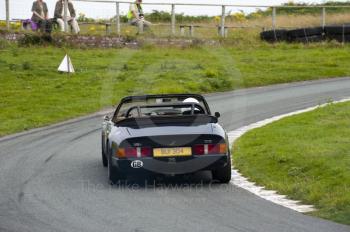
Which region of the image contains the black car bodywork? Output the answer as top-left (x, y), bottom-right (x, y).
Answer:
top-left (101, 94), bottom-right (231, 184)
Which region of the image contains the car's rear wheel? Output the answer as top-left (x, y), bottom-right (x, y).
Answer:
top-left (212, 155), bottom-right (232, 183)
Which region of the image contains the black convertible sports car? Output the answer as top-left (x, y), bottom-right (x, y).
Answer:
top-left (101, 94), bottom-right (231, 184)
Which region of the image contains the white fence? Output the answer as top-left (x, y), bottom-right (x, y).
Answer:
top-left (3, 0), bottom-right (350, 37)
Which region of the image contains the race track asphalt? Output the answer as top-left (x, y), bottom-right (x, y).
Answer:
top-left (0, 77), bottom-right (349, 232)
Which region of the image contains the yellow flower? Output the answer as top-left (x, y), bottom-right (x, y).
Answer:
top-left (10, 21), bottom-right (21, 29)
top-left (214, 16), bottom-right (221, 23)
top-left (250, 12), bottom-right (262, 19)
top-left (231, 12), bottom-right (246, 22)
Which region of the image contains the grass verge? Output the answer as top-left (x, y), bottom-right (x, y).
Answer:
top-left (1, 41), bottom-right (350, 136)
top-left (233, 101), bottom-right (350, 225)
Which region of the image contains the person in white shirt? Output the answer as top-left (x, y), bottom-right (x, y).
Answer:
top-left (54, 0), bottom-right (80, 34)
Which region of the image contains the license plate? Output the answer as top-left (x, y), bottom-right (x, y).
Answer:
top-left (153, 147), bottom-right (192, 157)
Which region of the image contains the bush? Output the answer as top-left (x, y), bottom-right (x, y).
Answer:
top-left (0, 21), bottom-right (6, 28)
top-left (18, 33), bottom-right (53, 47)
top-left (18, 33), bottom-right (43, 46)
top-left (229, 12), bottom-right (246, 23)
top-left (10, 22), bottom-right (21, 30)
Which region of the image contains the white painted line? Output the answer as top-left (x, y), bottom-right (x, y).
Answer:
top-left (228, 97), bottom-right (350, 213)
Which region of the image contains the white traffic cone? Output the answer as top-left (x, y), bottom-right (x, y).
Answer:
top-left (58, 54), bottom-right (75, 73)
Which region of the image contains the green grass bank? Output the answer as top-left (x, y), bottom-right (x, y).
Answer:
top-left (233, 101), bottom-right (350, 225)
top-left (1, 40), bottom-right (350, 136)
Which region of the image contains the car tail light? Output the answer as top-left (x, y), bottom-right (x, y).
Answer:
top-left (140, 147), bottom-right (152, 157)
top-left (116, 148), bottom-right (126, 158)
top-left (125, 147), bottom-right (137, 157)
top-left (193, 144), bottom-right (205, 155)
top-left (193, 143), bottom-right (227, 155)
top-left (116, 147), bottom-right (151, 158)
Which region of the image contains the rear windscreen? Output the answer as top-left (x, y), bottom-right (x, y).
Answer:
top-left (127, 104), bottom-right (205, 118)
top-left (116, 96), bottom-right (208, 120)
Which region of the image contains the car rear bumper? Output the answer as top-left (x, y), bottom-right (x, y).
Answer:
top-left (111, 154), bottom-right (229, 175)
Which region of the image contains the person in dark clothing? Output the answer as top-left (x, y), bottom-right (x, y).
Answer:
top-left (31, 0), bottom-right (50, 32)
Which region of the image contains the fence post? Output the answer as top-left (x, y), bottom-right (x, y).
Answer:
top-left (171, 4), bottom-right (176, 36)
top-left (138, 21), bottom-right (144, 34)
top-left (5, 0), bottom-right (10, 30)
top-left (180, 26), bottom-right (185, 36)
top-left (189, 25), bottom-right (194, 37)
top-left (220, 5), bottom-right (226, 37)
top-left (64, 0), bottom-right (68, 32)
top-left (116, 2), bottom-right (120, 35)
top-left (106, 23), bottom-right (111, 35)
top-left (322, 7), bottom-right (326, 28)
top-left (272, 7), bottom-right (276, 30)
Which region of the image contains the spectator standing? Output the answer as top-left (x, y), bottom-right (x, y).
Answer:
top-left (127, 0), bottom-right (151, 32)
top-left (54, 0), bottom-right (80, 34)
